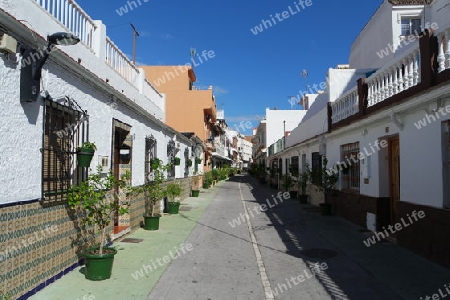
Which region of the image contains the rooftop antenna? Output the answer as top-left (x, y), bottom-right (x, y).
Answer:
top-left (130, 23), bottom-right (139, 65)
top-left (190, 48), bottom-right (197, 67)
top-left (300, 69), bottom-right (308, 109)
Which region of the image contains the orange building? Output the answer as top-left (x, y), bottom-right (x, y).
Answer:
top-left (141, 65), bottom-right (219, 171)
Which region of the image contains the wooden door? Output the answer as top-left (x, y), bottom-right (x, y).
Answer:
top-left (389, 137), bottom-right (400, 224)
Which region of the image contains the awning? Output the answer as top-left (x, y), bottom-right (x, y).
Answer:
top-left (212, 153), bottom-right (232, 161)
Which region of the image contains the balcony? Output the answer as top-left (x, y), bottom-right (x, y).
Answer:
top-left (329, 26), bottom-right (450, 129)
top-left (31, 0), bottom-right (165, 119)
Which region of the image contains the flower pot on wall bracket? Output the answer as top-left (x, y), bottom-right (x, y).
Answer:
top-left (77, 147), bottom-right (95, 167)
top-left (174, 157), bottom-right (181, 166)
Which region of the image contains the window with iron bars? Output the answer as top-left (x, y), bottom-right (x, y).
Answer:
top-left (42, 99), bottom-right (88, 205)
top-left (167, 141), bottom-right (176, 179)
top-left (145, 135), bottom-right (157, 183)
top-left (184, 147), bottom-right (190, 178)
top-left (341, 142), bottom-right (360, 192)
top-left (311, 152), bottom-right (322, 185)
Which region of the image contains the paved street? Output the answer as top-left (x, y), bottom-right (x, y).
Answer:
top-left (148, 174), bottom-right (450, 300)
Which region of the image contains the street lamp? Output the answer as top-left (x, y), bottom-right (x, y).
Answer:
top-left (283, 120), bottom-right (286, 150)
top-left (21, 32), bottom-right (80, 102)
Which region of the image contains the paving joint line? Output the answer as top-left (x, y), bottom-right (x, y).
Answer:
top-left (238, 180), bottom-right (275, 300)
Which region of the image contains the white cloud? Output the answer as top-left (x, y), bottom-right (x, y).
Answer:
top-left (213, 86), bottom-right (228, 96)
top-left (160, 33), bottom-right (173, 40)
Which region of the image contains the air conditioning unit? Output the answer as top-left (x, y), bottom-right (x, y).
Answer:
top-left (0, 34), bottom-right (17, 54)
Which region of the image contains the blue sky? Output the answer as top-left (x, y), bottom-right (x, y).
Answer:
top-left (76, 0), bottom-right (382, 135)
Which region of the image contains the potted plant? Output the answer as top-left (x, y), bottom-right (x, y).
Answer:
top-left (191, 173), bottom-right (200, 197)
top-left (259, 165), bottom-right (267, 185)
top-left (269, 166), bottom-right (278, 189)
top-left (297, 167), bottom-right (310, 204)
top-left (67, 166), bottom-right (130, 280)
top-left (283, 174), bottom-right (296, 198)
top-left (309, 157), bottom-right (339, 216)
top-left (174, 157), bottom-right (181, 166)
top-left (166, 181), bottom-right (182, 214)
top-left (77, 142), bottom-right (96, 167)
top-left (142, 160), bottom-right (168, 230)
top-left (195, 157), bottom-right (202, 165)
top-left (187, 158), bottom-right (193, 167)
top-left (203, 171), bottom-right (212, 189)
top-left (150, 158), bottom-right (161, 170)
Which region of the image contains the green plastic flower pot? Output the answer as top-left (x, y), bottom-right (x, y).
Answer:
top-left (167, 202), bottom-right (180, 214)
top-left (77, 148), bottom-right (95, 167)
top-left (191, 190), bottom-right (200, 197)
top-left (82, 247), bottom-right (117, 281)
top-left (143, 215), bottom-right (160, 230)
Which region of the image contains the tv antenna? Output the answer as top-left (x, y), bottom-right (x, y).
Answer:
top-left (189, 48), bottom-right (197, 69)
top-left (300, 69), bottom-right (309, 109)
top-left (130, 23), bottom-right (139, 65)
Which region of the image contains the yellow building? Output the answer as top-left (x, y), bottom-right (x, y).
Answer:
top-left (141, 65), bottom-right (219, 171)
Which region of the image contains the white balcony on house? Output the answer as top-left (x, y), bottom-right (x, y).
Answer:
top-left (12, 0), bottom-right (166, 120)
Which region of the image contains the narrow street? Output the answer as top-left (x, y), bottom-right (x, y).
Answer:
top-left (148, 174), bottom-right (450, 300)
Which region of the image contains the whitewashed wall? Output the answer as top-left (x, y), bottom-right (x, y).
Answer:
top-left (0, 0), bottom-right (165, 120)
top-left (350, 1), bottom-right (425, 69)
top-left (350, 0), bottom-right (394, 69)
top-left (431, 0), bottom-right (450, 36)
top-left (0, 1), bottom-right (192, 204)
top-left (0, 55), bottom-right (191, 204)
top-left (265, 108), bottom-right (306, 148)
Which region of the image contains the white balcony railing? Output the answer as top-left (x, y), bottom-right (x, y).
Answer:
top-left (437, 30), bottom-right (450, 73)
top-left (367, 46), bottom-right (421, 108)
top-left (105, 37), bottom-right (140, 87)
top-left (35, 0), bottom-right (96, 49)
top-left (33, 0), bottom-right (165, 119)
top-left (331, 86), bottom-right (359, 124)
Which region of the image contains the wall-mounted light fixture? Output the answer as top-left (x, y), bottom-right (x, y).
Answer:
top-left (20, 32), bottom-right (80, 102)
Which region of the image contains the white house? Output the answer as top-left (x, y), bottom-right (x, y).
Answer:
top-left (0, 0), bottom-right (197, 298)
top-left (272, 0), bottom-right (450, 269)
top-left (239, 136), bottom-right (253, 169)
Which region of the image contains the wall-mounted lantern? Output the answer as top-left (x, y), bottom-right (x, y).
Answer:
top-left (20, 32), bottom-right (80, 102)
